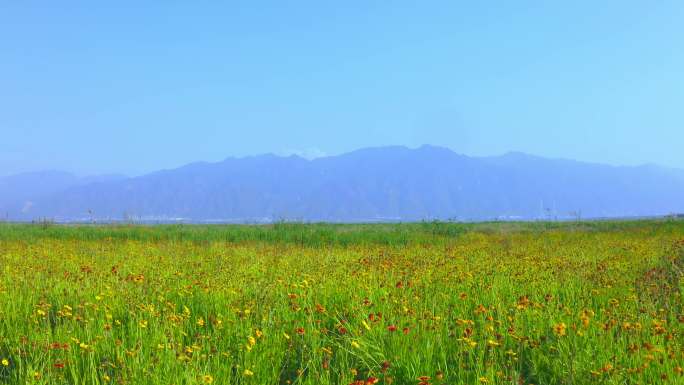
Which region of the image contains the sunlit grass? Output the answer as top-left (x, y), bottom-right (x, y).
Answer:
top-left (0, 221), bottom-right (682, 384)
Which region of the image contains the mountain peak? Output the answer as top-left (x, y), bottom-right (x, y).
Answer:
top-left (2, 146), bottom-right (683, 222)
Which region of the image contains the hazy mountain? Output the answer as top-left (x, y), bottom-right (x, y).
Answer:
top-left (2, 146), bottom-right (683, 222)
top-left (0, 171), bottom-right (79, 205)
top-left (0, 172), bottom-right (126, 219)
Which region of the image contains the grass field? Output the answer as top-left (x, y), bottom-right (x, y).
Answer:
top-left (0, 220), bottom-right (682, 384)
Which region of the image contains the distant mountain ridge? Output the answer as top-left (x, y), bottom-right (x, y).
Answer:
top-left (2, 146), bottom-right (683, 222)
top-left (0, 171), bottom-right (126, 220)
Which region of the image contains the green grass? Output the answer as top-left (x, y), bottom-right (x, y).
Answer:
top-left (0, 220), bottom-right (682, 384)
top-left (0, 218), bottom-right (681, 244)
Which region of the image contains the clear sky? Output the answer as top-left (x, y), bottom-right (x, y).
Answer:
top-left (1, 1), bottom-right (683, 176)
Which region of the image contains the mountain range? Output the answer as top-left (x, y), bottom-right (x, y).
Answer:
top-left (2, 145), bottom-right (683, 222)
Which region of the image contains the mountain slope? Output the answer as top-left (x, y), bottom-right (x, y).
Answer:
top-left (0, 172), bottom-right (126, 219)
top-left (3, 146), bottom-right (684, 222)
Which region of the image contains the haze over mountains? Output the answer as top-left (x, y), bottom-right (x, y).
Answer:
top-left (2, 145), bottom-right (683, 223)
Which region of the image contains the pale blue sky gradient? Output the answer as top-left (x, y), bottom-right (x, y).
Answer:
top-left (1, 1), bottom-right (683, 176)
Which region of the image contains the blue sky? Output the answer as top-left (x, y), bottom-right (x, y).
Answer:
top-left (1, 1), bottom-right (683, 176)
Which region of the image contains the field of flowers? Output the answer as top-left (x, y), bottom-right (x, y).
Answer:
top-left (0, 221), bottom-right (682, 384)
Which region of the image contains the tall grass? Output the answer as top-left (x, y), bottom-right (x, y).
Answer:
top-left (0, 219), bottom-right (681, 244)
top-left (0, 220), bottom-right (682, 384)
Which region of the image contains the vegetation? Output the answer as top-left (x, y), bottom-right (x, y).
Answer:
top-left (0, 220), bottom-right (682, 384)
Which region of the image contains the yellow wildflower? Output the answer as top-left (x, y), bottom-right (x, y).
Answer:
top-left (362, 320), bottom-right (371, 331)
top-left (553, 322), bottom-right (567, 336)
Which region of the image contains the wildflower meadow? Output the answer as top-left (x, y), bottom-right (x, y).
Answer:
top-left (0, 221), bottom-right (682, 384)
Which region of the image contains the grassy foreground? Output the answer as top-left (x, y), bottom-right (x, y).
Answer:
top-left (0, 221), bottom-right (682, 384)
